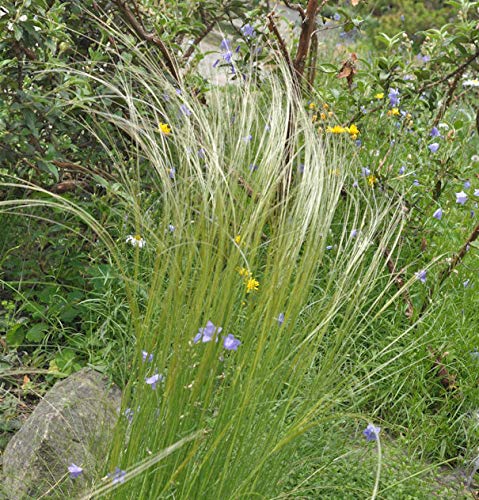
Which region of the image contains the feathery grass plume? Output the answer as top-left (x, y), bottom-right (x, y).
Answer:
top-left (0, 17), bottom-right (410, 498)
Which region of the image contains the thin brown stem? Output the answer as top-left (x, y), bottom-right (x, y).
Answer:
top-left (112, 0), bottom-right (179, 81)
top-left (183, 19), bottom-right (217, 61)
top-left (293, 0), bottom-right (321, 81)
top-left (266, 11), bottom-right (296, 83)
top-left (283, 0), bottom-right (305, 19)
top-left (419, 46), bottom-right (479, 92)
top-left (383, 247), bottom-right (414, 319)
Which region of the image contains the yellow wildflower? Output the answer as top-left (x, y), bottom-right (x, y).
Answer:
top-left (159, 122), bottom-right (171, 135)
top-left (367, 174), bottom-right (378, 187)
top-left (237, 267), bottom-right (251, 278)
top-left (246, 277), bottom-right (259, 293)
top-left (328, 111), bottom-right (334, 117)
top-left (348, 124), bottom-right (359, 136)
top-left (387, 108), bottom-right (400, 116)
top-left (326, 125), bottom-right (347, 134)
top-left (312, 114), bottom-right (318, 123)
top-left (323, 103), bottom-right (329, 110)
top-left (234, 235), bottom-right (241, 244)
top-left (309, 102), bottom-right (316, 110)
top-left (320, 112), bottom-right (327, 120)
top-left (374, 92), bottom-right (384, 99)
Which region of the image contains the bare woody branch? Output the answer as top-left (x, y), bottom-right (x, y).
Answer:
top-left (183, 19), bottom-right (217, 61)
top-left (293, 0), bottom-right (321, 80)
top-left (112, 0), bottom-right (179, 81)
top-left (266, 12), bottom-right (297, 83)
top-left (438, 221), bottom-right (479, 286)
top-left (420, 221), bottom-right (479, 315)
top-left (283, 0), bottom-right (305, 19)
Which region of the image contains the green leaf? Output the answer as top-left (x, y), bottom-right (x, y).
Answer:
top-left (6, 324), bottom-right (25, 346)
top-left (26, 322), bottom-right (48, 342)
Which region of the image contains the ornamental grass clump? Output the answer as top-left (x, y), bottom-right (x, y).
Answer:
top-left (0, 38), bottom-right (409, 498)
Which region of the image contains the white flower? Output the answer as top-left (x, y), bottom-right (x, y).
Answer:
top-left (19, 14), bottom-right (28, 22)
top-left (0, 7), bottom-right (8, 18)
top-left (126, 234), bottom-right (146, 248)
top-left (463, 79), bottom-right (479, 88)
top-left (7, 22), bottom-right (14, 31)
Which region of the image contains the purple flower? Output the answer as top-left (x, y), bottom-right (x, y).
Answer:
top-left (298, 163), bottom-right (305, 174)
top-left (399, 165), bottom-right (406, 175)
top-left (474, 189), bottom-right (479, 197)
top-left (249, 164), bottom-right (258, 172)
top-left (456, 191), bottom-right (468, 205)
top-left (243, 134), bottom-right (253, 142)
top-left (110, 467), bottom-right (126, 485)
top-left (413, 179), bottom-right (420, 186)
top-left (195, 321), bottom-right (222, 344)
top-left (361, 167), bottom-right (371, 177)
top-left (463, 279), bottom-right (470, 288)
top-left (428, 143), bottom-right (439, 153)
top-left (223, 334), bottom-right (241, 351)
top-left (277, 312), bottom-right (285, 326)
top-left (168, 224), bottom-right (175, 233)
top-left (220, 39), bottom-right (230, 51)
top-left (326, 245), bottom-right (333, 250)
top-left (363, 423), bottom-right (381, 441)
top-left (223, 50), bottom-right (233, 63)
top-left (68, 463), bottom-right (83, 479)
top-left (355, 139), bottom-right (362, 147)
top-left (433, 208), bottom-right (443, 220)
top-left (352, 180), bottom-right (359, 188)
top-left (388, 88), bottom-right (400, 107)
top-left (212, 59), bottom-right (220, 68)
top-left (169, 167), bottom-right (175, 179)
top-left (464, 180), bottom-right (471, 189)
top-left (350, 229), bottom-right (358, 238)
top-left (198, 148), bottom-right (205, 159)
top-left (416, 270), bottom-right (427, 284)
top-left (180, 104), bottom-right (192, 116)
top-left (241, 23), bottom-right (255, 38)
top-left (124, 408), bottom-right (134, 422)
top-left (430, 126), bottom-right (441, 137)
top-left (175, 89), bottom-right (182, 95)
top-left (142, 350), bottom-right (153, 362)
top-left (145, 373), bottom-right (163, 389)
top-left (333, 12), bottom-right (341, 21)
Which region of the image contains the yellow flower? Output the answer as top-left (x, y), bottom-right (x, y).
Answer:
top-left (330, 168), bottom-right (340, 176)
top-left (326, 125), bottom-right (347, 134)
top-left (367, 174), bottom-right (378, 187)
top-left (159, 122), bottom-right (171, 135)
top-left (387, 108), bottom-right (400, 116)
top-left (237, 267), bottom-right (251, 278)
top-left (309, 102), bottom-right (316, 110)
top-left (320, 112), bottom-right (327, 120)
top-left (323, 103), bottom-right (329, 110)
top-left (246, 277), bottom-right (259, 293)
top-left (234, 235), bottom-right (241, 244)
top-left (374, 92), bottom-right (384, 99)
top-left (348, 124), bottom-right (359, 136)
top-left (312, 114), bottom-right (318, 123)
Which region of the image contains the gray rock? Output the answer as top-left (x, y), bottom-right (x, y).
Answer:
top-left (2, 368), bottom-right (121, 499)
